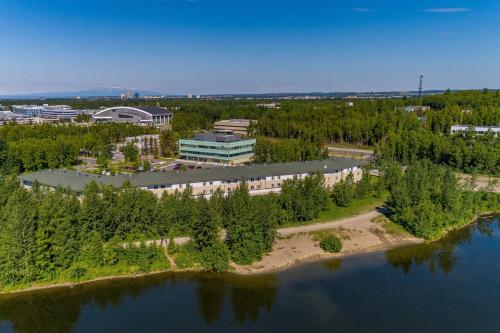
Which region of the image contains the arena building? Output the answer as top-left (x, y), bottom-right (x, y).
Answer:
top-left (92, 106), bottom-right (172, 127)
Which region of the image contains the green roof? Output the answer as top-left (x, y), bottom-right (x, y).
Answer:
top-left (19, 158), bottom-right (366, 193)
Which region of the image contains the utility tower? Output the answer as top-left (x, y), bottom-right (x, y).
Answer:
top-left (418, 74), bottom-right (424, 98)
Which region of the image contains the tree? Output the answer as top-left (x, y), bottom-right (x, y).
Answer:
top-left (121, 142), bottom-right (139, 162)
top-left (224, 183), bottom-right (262, 265)
top-left (355, 169), bottom-right (372, 198)
top-left (0, 188), bottom-right (38, 284)
top-left (332, 173), bottom-right (355, 207)
top-left (81, 231), bottom-right (103, 267)
top-left (193, 197), bottom-right (219, 250)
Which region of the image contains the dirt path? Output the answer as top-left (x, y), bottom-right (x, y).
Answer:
top-left (459, 174), bottom-right (500, 193)
top-left (278, 210), bottom-right (383, 237)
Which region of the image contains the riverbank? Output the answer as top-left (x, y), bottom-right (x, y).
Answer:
top-left (232, 210), bottom-right (422, 274)
top-left (1, 209), bottom-right (423, 295)
top-left (4, 209), bottom-right (497, 295)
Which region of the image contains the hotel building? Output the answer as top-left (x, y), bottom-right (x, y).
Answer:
top-left (20, 159), bottom-right (365, 197)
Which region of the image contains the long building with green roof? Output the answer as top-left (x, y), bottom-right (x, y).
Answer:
top-left (19, 158), bottom-right (366, 197)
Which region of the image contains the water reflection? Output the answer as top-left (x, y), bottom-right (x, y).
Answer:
top-left (0, 215), bottom-right (498, 333)
top-left (0, 272), bottom-right (278, 332)
top-left (321, 258), bottom-right (343, 271)
top-left (0, 274), bottom-right (169, 333)
top-left (385, 216), bottom-right (497, 275)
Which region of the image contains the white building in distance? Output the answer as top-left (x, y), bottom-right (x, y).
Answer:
top-left (450, 125), bottom-right (500, 136)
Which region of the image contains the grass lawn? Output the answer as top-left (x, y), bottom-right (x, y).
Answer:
top-left (371, 215), bottom-right (411, 236)
top-left (313, 192), bottom-right (388, 223)
top-left (279, 192), bottom-right (388, 228)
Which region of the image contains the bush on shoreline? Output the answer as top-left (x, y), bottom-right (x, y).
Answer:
top-left (319, 234), bottom-right (343, 253)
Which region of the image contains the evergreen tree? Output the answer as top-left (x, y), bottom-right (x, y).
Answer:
top-left (0, 188), bottom-right (38, 284)
top-left (193, 197), bottom-right (219, 250)
top-left (81, 230), bottom-right (104, 267)
top-left (355, 169), bottom-right (372, 198)
top-left (332, 173), bottom-right (355, 207)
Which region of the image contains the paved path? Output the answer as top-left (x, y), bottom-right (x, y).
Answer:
top-left (278, 210), bottom-right (382, 237)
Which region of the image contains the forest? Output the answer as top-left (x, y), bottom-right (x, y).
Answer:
top-left (384, 160), bottom-right (499, 240)
top-left (1, 90), bottom-right (498, 174)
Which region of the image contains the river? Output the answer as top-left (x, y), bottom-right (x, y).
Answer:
top-left (0, 215), bottom-right (499, 333)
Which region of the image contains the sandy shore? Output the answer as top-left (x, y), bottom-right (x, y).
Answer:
top-left (232, 210), bottom-right (422, 274)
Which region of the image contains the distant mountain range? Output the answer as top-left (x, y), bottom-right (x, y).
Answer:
top-left (0, 87), bottom-right (166, 99)
top-left (2, 88), bottom-right (486, 100)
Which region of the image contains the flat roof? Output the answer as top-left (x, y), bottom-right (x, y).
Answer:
top-left (19, 158), bottom-right (366, 192)
top-left (451, 125), bottom-right (500, 132)
top-left (191, 132), bottom-right (248, 143)
top-left (214, 119), bottom-right (252, 126)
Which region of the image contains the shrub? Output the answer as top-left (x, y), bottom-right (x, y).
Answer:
top-left (174, 241), bottom-right (201, 269)
top-left (319, 234), bottom-right (343, 253)
top-left (201, 242), bottom-right (230, 273)
top-left (70, 266), bottom-right (87, 279)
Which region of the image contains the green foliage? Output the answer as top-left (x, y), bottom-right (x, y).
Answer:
top-left (386, 160), bottom-right (499, 240)
top-left (167, 233), bottom-right (177, 255)
top-left (69, 266), bottom-right (87, 279)
top-left (280, 173), bottom-right (329, 222)
top-left (0, 123), bottom-right (156, 175)
top-left (159, 130), bottom-right (179, 157)
top-left (224, 183), bottom-right (279, 265)
top-left (355, 169), bottom-right (372, 198)
top-left (332, 173), bottom-right (355, 207)
top-left (254, 137), bottom-right (327, 163)
top-left (0, 188), bottom-right (38, 285)
top-left (200, 241), bottom-right (231, 273)
top-left (120, 142), bottom-right (139, 162)
top-left (81, 231), bottom-right (104, 267)
top-left (319, 234), bottom-right (343, 253)
top-left (193, 197), bottom-right (219, 250)
top-left (174, 241), bottom-right (202, 269)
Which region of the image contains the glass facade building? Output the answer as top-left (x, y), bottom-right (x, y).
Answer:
top-left (179, 132), bottom-right (255, 165)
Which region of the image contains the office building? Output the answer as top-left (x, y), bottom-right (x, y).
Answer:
top-left (179, 132), bottom-right (256, 165)
top-left (213, 119), bottom-right (254, 136)
top-left (12, 104), bottom-right (92, 120)
top-left (12, 105), bottom-right (44, 117)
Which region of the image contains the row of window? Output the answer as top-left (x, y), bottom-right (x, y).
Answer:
top-left (143, 175), bottom-right (298, 190)
top-left (180, 150), bottom-right (254, 158)
top-left (179, 143), bottom-right (254, 151)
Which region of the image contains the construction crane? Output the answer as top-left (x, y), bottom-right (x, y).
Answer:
top-left (418, 74), bottom-right (424, 98)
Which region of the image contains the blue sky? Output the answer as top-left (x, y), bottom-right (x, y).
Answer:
top-left (0, 0), bottom-right (499, 94)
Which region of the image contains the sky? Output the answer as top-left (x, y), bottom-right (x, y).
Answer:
top-left (0, 0), bottom-right (499, 95)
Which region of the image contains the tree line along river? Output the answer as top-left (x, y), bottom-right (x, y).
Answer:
top-left (0, 214), bottom-right (499, 333)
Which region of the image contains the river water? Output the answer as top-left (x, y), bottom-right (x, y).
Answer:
top-left (0, 215), bottom-right (499, 333)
